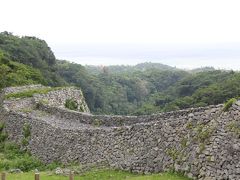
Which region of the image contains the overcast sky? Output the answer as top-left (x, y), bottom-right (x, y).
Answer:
top-left (1, 0), bottom-right (240, 69)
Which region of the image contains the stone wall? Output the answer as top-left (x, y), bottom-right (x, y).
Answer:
top-left (3, 85), bottom-right (90, 113)
top-left (37, 103), bottom-right (222, 127)
top-left (1, 85), bottom-right (240, 180)
top-left (34, 87), bottom-right (90, 113)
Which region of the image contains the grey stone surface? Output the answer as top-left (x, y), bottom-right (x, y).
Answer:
top-left (0, 85), bottom-right (240, 180)
top-left (3, 84), bottom-right (46, 95)
top-left (34, 87), bottom-right (90, 113)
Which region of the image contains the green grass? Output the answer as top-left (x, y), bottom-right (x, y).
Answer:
top-left (223, 98), bottom-right (237, 112)
top-left (4, 87), bottom-right (64, 99)
top-left (3, 170), bottom-right (191, 180)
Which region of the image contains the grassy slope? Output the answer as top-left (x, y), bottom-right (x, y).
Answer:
top-left (5, 170), bottom-right (191, 180)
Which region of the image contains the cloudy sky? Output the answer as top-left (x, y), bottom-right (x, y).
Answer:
top-left (1, 0), bottom-right (240, 69)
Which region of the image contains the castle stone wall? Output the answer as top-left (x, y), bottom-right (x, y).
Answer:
top-left (34, 87), bottom-right (90, 113)
top-left (1, 85), bottom-right (240, 180)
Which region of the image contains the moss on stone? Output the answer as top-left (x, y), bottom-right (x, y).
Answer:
top-left (166, 147), bottom-right (181, 161)
top-left (194, 124), bottom-right (215, 143)
top-left (4, 87), bottom-right (64, 99)
top-left (65, 98), bottom-right (78, 111)
top-left (180, 137), bottom-right (188, 148)
top-left (21, 123), bottom-right (31, 149)
top-left (93, 119), bottom-right (102, 127)
top-left (20, 107), bottom-right (33, 113)
top-left (226, 121), bottom-right (240, 135)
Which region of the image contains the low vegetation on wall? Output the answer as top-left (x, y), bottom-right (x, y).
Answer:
top-left (4, 87), bottom-right (63, 99)
top-left (223, 98), bottom-right (237, 112)
top-left (0, 122), bottom-right (43, 171)
top-left (0, 121), bottom-right (191, 180)
top-left (65, 98), bottom-right (78, 111)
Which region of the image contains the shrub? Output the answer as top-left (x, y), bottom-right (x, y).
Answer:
top-left (0, 122), bottom-right (7, 143)
top-left (0, 122), bottom-right (5, 132)
top-left (223, 98), bottom-right (237, 112)
top-left (93, 119), bottom-right (102, 127)
top-left (0, 132), bottom-right (8, 143)
top-left (0, 122), bottom-right (62, 172)
top-left (23, 123), bottom-right (31, 138)
top-left (65, 98), bottom-right (78, 110)
top-left (21, 123), bottom-right (31, 149)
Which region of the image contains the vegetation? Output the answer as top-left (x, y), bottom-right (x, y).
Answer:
top-left (21, 123), bottom-right (31, 148)
top-left (0, 123), bottom-right (7, 143)
top-left (4, 170), bottom-right (191, 180)
top-left (58, 60), bottom-right (240, 115)
top-left (0, 122), bottom-right (61, 172)
top-left (0, 51), bottom-right (46, 89)
top-left (223, 98), bottom-right (237, 112)
top-left (2, 31), bottom-right (236, 180)
top-left (0, 123), bottom-right (190, 179)
top-left (0, 128), bottom-right (41, 171)
top-left (1, 31), bottom-right (240, 116)
top-left (65, 98), bottom-right (78, 111)
top-left (226, 121), bottom-right (240, 135)
top-left (0, 32), bottom-right (66, 86)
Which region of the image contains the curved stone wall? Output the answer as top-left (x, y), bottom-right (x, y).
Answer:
top-left (1, 85), bottom-right (240, 180)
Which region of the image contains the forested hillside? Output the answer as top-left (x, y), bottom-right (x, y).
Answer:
top-left (1, 32), bottom-right (240, 115)
top-left (85, 62), bottom-right (177, 75)
top-left (0, 51), bottom-right (45, 89)
top-left (58, 61), bottom-right (240, 115)
top-left (0, 32), bottom-right (65, 86)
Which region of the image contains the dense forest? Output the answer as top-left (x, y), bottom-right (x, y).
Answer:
top-left (1, 32), bottom-right (240, 115)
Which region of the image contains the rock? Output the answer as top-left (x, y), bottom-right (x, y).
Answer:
top-left (210, 156), bottom-right (215, 162)
top-left (55, 167), bottom-right (63, 175)
top-left (9, 169), bottom-right (23, 173)
top-left (235, 100), bottom-right (240, 106)
top-left (188, 113), bottom-right (194, 117)
top-left (55, 167), bottom-right (72, 176)
top-left (232, 143), bottom-right (240, 151)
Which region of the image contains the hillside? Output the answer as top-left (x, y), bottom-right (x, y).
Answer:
top-left (59, 60), bottom-right (240, 115)
top-left (0, 32), bottom-right (66, 86)
top-left (0, 51), bottom-right (46, 89)
top-left (1, 32), bottom-right (240, 115)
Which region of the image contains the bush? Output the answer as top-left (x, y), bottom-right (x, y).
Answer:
top-left (65, 98), bottom-right (78, 110)
top-left (0, 132), bottom-right (8, 143)
top-left (223, 98), bottom-right (237, 112)
top-left (0, 122), bottom-right (5, 132)
top-left (0, 122), bottom-right (7, 143)
top-left (0, 118), bottom-right (61, 172)
top-left (23, 123), bottom-right (31, 138)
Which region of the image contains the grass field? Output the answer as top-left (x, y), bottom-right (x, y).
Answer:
top-left (3, 170), bottom-right (191, 180)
